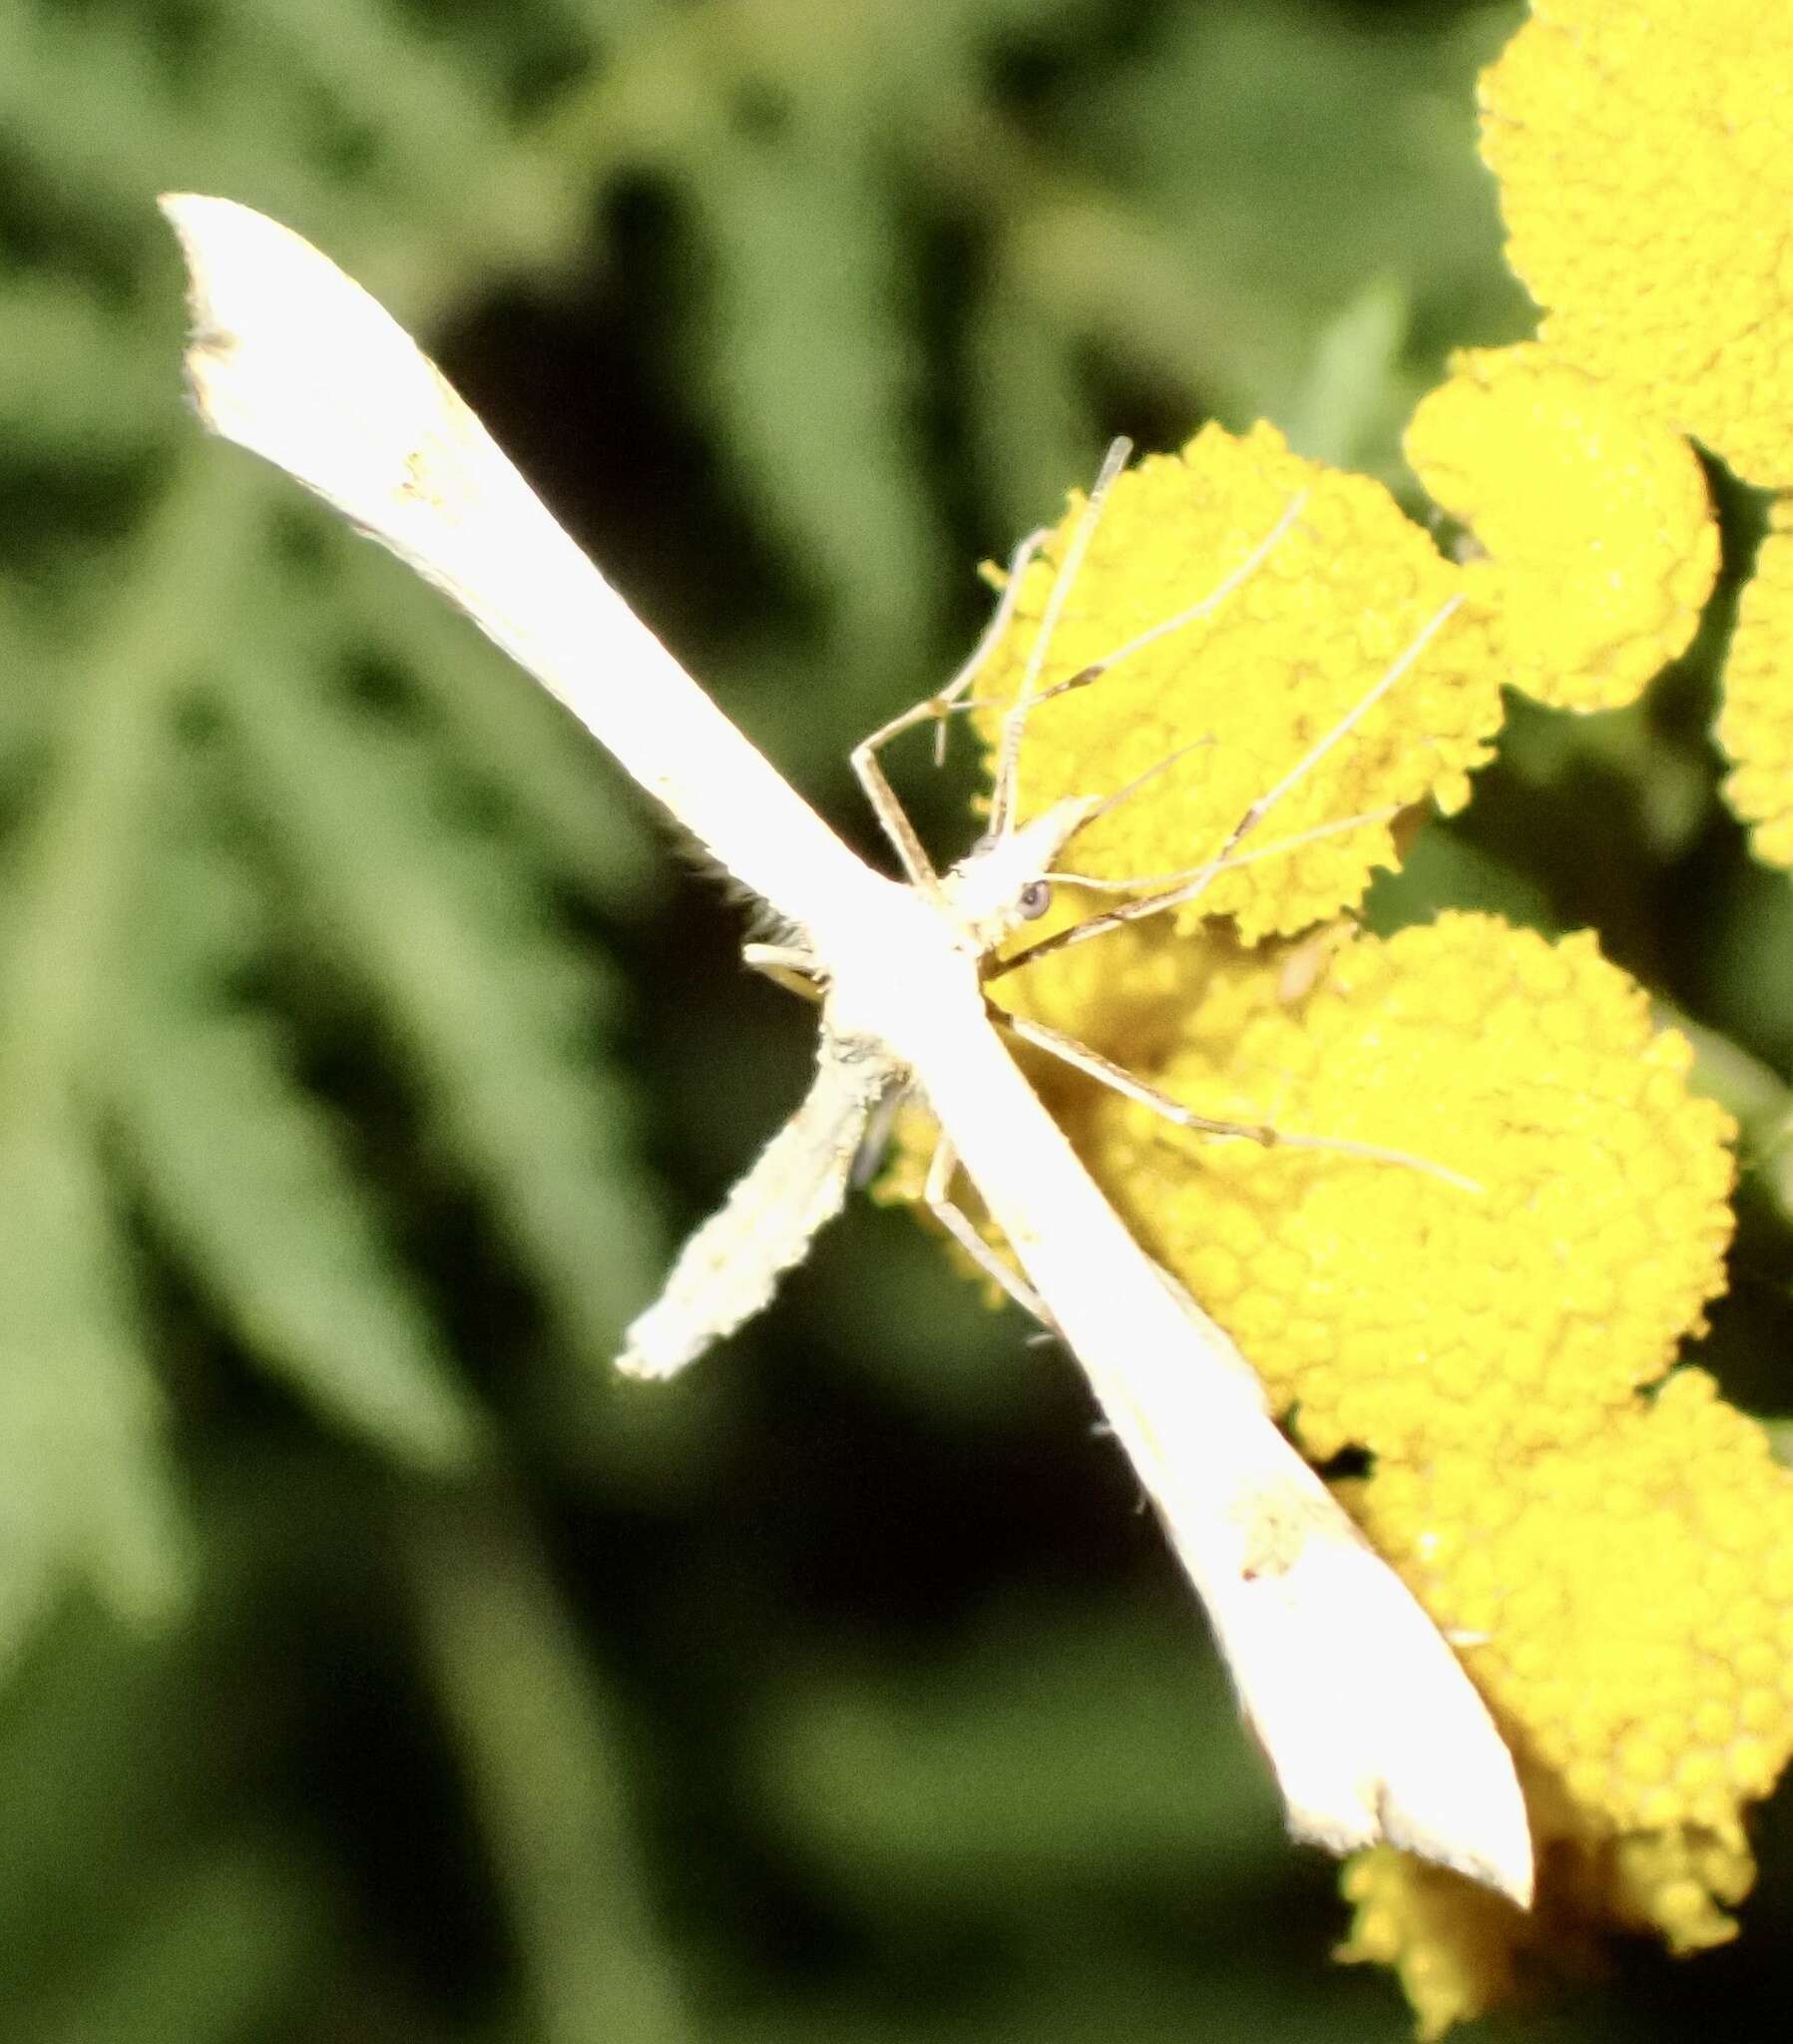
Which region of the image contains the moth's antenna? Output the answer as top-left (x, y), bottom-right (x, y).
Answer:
top-left (932, 523), bottom-right (1054, 767)
top-left (985, 437), bottom-right (1131, 844)
top-left (848, 522), bottom-right (1055, 890)
top-left (1074, 737), bottom-right (1215, 834)
top-left (1001, 592), bottom-right (1465, 977)
top-left (1025, 489), bottom-right (1310, 725)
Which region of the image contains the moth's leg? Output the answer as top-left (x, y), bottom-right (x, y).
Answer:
top-left (1000, 1011), bottom-right (1273, 1144)
top-left (850, 521), bottom-right (1053, 887)
top-left (858, 438), bottom-right (1293, 876)
top-left (927, 521), bottom-right (1055, 764)
top-left (922, 1132), bottom-right (1060, 1331)
top-left (618, 1035), bottom-right (889, 1380)
top-left (998, 1008), bottom-right (1480, 1193)
top-left (1041, 804), bottom-right (1402, 897)
top-left (997, 592), bottom-right (1464, 976)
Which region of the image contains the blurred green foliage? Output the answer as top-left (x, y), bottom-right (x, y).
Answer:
top-left (1, 0), bottom-right (1790, 2038)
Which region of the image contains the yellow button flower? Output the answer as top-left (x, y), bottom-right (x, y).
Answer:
top-left (969, 422), bottom-right (1500, 943)
top-left (1341, 1370), bottom-right (1793, 2031)
top-left (1480, 0), bottom-right (1793, 488)
top-left (1406, 345), bottom-right (1719, 712)
top-left (899, 375), bottom-right (1757, 2029)
top-left (1021, 914), bottom-right (1734, 1466)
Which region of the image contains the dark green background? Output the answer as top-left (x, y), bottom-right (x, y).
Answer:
top-left (2, 1), bottom-right (1790, 2038)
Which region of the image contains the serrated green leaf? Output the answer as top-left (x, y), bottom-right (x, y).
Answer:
top-left (1078, 0), bottom-right (1532, 448)
top-left (121, 1008), bottom-right (486, 1472)
top-left (0, 1130), bottom-right (188, 1671)
top-left (219, 555), bottom-right (666, 1367)
top-left (683, 140), bottom-right (942, 706)
top-left (404, 1496), bottom-right (694, 2044)
top-left (111, 789), bottom-right (486, 1473)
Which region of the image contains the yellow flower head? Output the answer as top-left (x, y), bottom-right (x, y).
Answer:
top-left (969, 422), bottom-right (1501, 942)
top-left (1342, 1369), bottom-right (1793, 2029)
top-left (1406, 344), bottom-right (1719, 712)
top-left (1361, 1369), bottom-right (1793, 1847)
top-left (1480, 0), bottom-right (1793, 488)
top-left (900, 400), bottom-right (1757, 2030)
top-left (1030, 914), bottom-right (1735, 1466)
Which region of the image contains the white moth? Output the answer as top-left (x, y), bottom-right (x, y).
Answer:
top-left (158, 194), bottom-right (1534, 1906)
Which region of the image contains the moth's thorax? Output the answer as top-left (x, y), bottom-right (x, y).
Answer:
top-left (939, 795), bottom-right (1100, 953)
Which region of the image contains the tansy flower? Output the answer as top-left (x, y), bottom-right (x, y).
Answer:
top-left (969, 414), bottom-right (1715, 948)
top-left (1476, 1), bottom-right (1793, 863)
top-left (966, 420), bottom-right (1499, 944)
top-left (1056, 916), bottom-right (1734, 1469)
top-left (885, 404), bottom-right (1785, 2031)
top-left (1405, 345), bottom-right (1719, 715)
top-left (1341, 1367), bottom-right (1793, 2036)
top-left (1479, 0), bottom-right (1793, 492)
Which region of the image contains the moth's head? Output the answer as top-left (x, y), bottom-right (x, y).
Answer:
top-left (942, 794), bottom-right (1101, 951)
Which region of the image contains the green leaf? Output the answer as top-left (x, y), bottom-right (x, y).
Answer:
top-left (404, 1494), bottom-right (694, 2044)
top-left (0, 1130), bottom-right (188, 1671)
top-left (220, 548), bottom-right (668, 1371)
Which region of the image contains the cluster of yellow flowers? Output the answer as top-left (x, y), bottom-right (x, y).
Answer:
top-left (896, 2), bottom-right (1793, 2031)
top-left (1481, 0), bottom-right (1793, 861)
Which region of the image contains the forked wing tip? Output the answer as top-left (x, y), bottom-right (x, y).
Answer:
top-left (1381, 1787), bottom-right (1535, 1910)
top-left (1283, 1777), bottom-right (1533, 1910)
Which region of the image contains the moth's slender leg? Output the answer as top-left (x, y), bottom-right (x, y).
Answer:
top-left (880, 459), bottom-right (1302, 878)
top-left (989, 482), bottom-right (1311, 844)
top-left (1042, 804), bottom-right (1404, 896)
top-left (923, 1132), bottom-right (1059, 1330)
top-left (850, 523), bottom-right (1053, 888)
top-left (849, 1078), bottom-right (912, 1191)
top-left (998, 592), bottom-right (1465, 977)
top-left (1153, 589), bottom-right (1463, 900)
top-left (998, 1009), bottom-right (1481, 1193)
top-left (1002, 1012), bottom-right (1274, 1144)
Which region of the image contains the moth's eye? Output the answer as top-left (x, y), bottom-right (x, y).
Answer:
top-left (1017, 879), bottom-right (1053, 921)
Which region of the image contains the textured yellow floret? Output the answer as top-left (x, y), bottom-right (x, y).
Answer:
top-left (900, 382), bottom-right (1763, 2024)
top-left (1340, 1370), bottom-right (1793, 2030)
top-left (1406, 345), bottom-right (1719, 711)
top-left (1480, 0), bottom-right (1793, 487)
top-left (1715, 504), bottom-right (1793, 865)
top-left (969, 422), bottom-right (1500, 942)
top-left (1337, 1821), bottom-right (1755, 2038)
top-left (1337, 1847), bottom-right (1531, 2041)
top-left (1040, 913), bottom-right (1734, 1464)
top-left (1358, 1370), bottom-right (1793, 1847)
